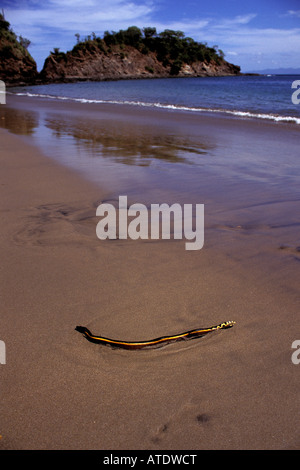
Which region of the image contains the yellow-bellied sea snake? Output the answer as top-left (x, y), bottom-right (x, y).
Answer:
top-left (75, 321), bottom-right (235, 350)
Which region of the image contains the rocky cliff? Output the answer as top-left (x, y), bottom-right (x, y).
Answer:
top-left (0, 13), bottom-right (38, 85)
top-left (40, 44), bottom-right (240, 83)
top-left (40, 28), bottom-right (240, 83)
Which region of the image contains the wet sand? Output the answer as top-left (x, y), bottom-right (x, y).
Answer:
top-left (0, 94), bottom-right (300, 450)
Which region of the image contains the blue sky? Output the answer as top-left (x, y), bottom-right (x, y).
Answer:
top-left (2, 0), bottom-right (300, 71)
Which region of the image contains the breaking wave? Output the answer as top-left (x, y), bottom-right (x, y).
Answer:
top-left (9, 90), bottom-right (300, 125)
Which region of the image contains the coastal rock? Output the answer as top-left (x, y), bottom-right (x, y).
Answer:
top-left (0, 52), bottom-right (38, 86)
top-left (40, 43), bottom-right (240, 83)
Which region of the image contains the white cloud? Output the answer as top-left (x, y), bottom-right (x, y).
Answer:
top-left (287, 10), bottom-right (300, 18)
top-left (151, 14), bottom-right (256, 38)
top-left (212, 13), bottom-right (257, 28)
top-left (213, 27), bottom-right (300, 55)
top-left (6, 1), bottom-right (153, 32)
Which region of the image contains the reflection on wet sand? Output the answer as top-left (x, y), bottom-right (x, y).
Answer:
top-left (0, 104), bottom-right (216, 167)
top-left (44, 113), bottom-right (214, 166)
top-left (0, 106), bottom-right (39, 136)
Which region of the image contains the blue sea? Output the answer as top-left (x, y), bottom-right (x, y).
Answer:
top-left (10, 74), bottom-right (300, 124)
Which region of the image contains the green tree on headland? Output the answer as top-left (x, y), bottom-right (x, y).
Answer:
top-left (143, 27), bottom-right (156, 38)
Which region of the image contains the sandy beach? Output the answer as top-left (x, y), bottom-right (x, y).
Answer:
top-left (0, 94), bottom-right (299, 450)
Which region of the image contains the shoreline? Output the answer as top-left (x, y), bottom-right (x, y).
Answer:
top-left (1, 96), bottom-right (300, 450)
top-left (7, 87), bottom-right (300, 126)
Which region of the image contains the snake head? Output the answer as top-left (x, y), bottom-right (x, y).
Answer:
top-left (75, 326), bottom-right (92, 337)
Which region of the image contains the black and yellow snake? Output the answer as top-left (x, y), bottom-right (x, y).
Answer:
top-left (75, 320), bottom-right (235, 350)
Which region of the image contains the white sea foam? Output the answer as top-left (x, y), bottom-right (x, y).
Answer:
top-left (9, 91), bottom-right (300, 125)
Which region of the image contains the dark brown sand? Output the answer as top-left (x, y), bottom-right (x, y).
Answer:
top-left (0, 95), bottom-right (299, 450)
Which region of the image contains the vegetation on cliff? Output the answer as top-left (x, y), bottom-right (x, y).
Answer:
top-left (0, 12), bottom-right (37, 84)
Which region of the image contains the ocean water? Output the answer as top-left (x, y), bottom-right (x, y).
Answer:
top-left (10, 75), bottom-right (300, 124)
